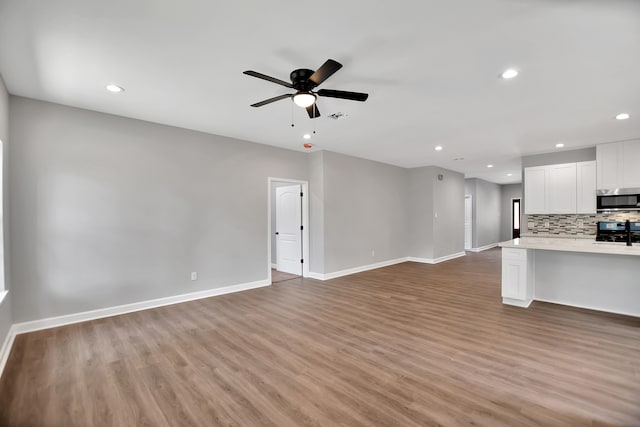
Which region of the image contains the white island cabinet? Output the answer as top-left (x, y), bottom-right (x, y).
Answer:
top-left (501, 248), bottom-right (533, 307)
top-left (499, 238), bottom-right (640, 317)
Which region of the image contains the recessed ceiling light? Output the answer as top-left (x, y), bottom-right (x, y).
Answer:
top-left (555, 143), bottom-right (565, 148)
top-left (487, 164), bottom-right (494, 168)
top-left (615, 113), bottom-right (630, 120)
top-left (500, 69), bottom-right (518, 79)
top-left (435, 146), bottom-right (443, 151)
top-left (507, 173), bottom-right (513, 177)
top-left (303, 134), bottom-right (311, 140)
top-left (105, 84), bottom-right (124, 93)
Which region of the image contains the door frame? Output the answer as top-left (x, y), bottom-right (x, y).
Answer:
top-left (267, 177), bottom-right (309, 283)
top-left (511, 198), bottom-right (521, 239)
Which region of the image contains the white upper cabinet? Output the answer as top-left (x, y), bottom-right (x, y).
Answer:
top-left (597, 140), bottom-right (640, 190)
top-left (576, 161), bottom-right (597, 213)
top-left (524, 166), bottom-right (547, 214)
top-left (548, 163), bottom-right (577, 214)
top-left (525, 161), bottom-right (596, 215)
top-left (622, 140), bottom-right (640, 189)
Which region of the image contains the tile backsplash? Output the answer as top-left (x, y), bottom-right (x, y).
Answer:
top-left (526, 211), bottom-right (640, 235)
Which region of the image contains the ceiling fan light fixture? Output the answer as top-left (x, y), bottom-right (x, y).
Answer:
top-left (293, 92), bottom-right (316, 108)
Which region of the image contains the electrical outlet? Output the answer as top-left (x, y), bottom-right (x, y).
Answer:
top-left (544, 221), bottom-right (550, 228)
top-left (577, 219), bottom-right (584, 228)
top-left (190, 272), bottom-right (197, 281)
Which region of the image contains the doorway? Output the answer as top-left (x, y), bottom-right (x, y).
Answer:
top-left (512, 198), bottom-right (521, 239)
top-left (464, 195), bottom-right (472, 250)
top-left (268, 178), bottom-right (309, 283)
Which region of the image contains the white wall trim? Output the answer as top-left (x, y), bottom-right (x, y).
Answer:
top-left (0, 290), bottom-right (8, 306)
top-left (271, 263), bottom-right (277, 269)
top-left (468, 243), bottom-right (499, 252)
top-left (533, 298), bottom-right (639, 318)
top-left (502, 297), bottom-right (533, 308)
top-left (308, 257), bottom-right (409, 281)
top-left (0, 325), bottom-right (17, 379)
top-left (408, 251), bottom-right (466, 264)
top-left (12, 279), bottom-right (270, 335)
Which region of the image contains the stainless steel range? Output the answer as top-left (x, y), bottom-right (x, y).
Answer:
top-left (596, 220), bottom-right (640, 245)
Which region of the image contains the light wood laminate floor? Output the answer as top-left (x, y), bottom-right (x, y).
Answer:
top-left (1, 249), bottom-right (639, 426)
top-left (271, 268), bottom-right (300, 283)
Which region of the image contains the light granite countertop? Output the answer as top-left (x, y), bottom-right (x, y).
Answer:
top-left (520, 232), bottom-right (595, 240)
top-left (499, 237), bottom-right (640, 257)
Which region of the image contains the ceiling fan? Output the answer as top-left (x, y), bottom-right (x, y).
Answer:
top-left (243, 59), bottom-right (369, 119)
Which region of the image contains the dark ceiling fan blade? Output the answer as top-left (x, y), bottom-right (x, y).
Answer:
top-left (306, 103), bottom-right (320, 119)
top-left (308, 59), bottom-right (343, 88)
top-left (243, 70), bottom-right (293, 88)
top-left (317, 89), bottom-right (369, 102)
top-left (250, 94), bottom-right (292, 107)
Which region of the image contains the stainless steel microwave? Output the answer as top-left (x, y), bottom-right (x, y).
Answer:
top-left (596, 188), bottom-right (640, 212)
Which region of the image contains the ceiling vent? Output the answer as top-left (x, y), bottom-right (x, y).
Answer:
top-left (328, 112), bottom-right (348, 120)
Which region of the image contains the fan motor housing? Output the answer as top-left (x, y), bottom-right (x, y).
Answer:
top-left (290, 69), bottom-right (314, 90)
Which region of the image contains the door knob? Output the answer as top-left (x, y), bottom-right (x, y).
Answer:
top-left (275, 232), bottom-right (279, 235)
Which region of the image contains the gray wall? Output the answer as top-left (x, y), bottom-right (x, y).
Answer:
top-left (9, 97), bottom-right (309, 322)
top-left (432, 167), bottom-right (465, 258)
top-left (0, 75), bottom-right (12, 343)
top-left (322, 151), bottom-right (409, 273)
top-left (521, 147), bottom-right (596, 168)
top-left (307, 151), bottom-right (325, 274)
top-left (408, 167), bottom-right (434, 259)
top-left (465, 178), bottom-right (502, 248)
top-left (410, 166), bottom-right (465, 259)
top-left (521, 147), bottom-right (596, 232)
top-left (500, 184), bottom-right (522, 241)
top-left (6, 95), bottom-right (472, 323)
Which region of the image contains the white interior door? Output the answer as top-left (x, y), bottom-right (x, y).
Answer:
top-left (275, 184), bottom-right (302, 275)
top-left (464, 196), bottom-right (472, 250)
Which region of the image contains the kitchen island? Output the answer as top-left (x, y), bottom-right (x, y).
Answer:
top-left (498, 237), bottom-right (640, 317)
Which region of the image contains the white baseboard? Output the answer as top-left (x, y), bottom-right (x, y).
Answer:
top-left (11, 279), bottom-right (271, 335)
top-left (271, 263), bottom-right (277, 269)
top-left (469, 243), bottom-right (499, 252)
top-left (0, 325), bottom-right (17, 379)
top-left (408, 251), bottom-right (466, 264)
top-left (502, 297), bottom-right (533, 308)
top-left (533, 298), bottom-right (640, 318)
top-left (308, 257), bottom-right (409, 281)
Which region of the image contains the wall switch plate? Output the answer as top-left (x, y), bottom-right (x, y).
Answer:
top-left (371, 250), bottom-right (375, 257)
top-left (190, 272), bottom-right (197, 281)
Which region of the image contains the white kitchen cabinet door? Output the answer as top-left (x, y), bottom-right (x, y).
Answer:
top-left (576, 161), bottom-right (597, 214)
top-left (622, 140), bottom-right (640, 188)
top-left (524, 166), bottom-right (547, 214)
top-left (597, 142), bottom-right (623, 190)
top-left (502, 260), bottom-right (526, 299)
top-left (548, 163), bottom-right (577, 214)
top-left (501, 248), bottom-right (533, 305)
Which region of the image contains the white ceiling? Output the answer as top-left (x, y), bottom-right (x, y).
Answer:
top-left (1, 0), bottom-right (639, 184)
